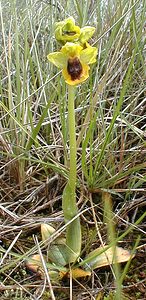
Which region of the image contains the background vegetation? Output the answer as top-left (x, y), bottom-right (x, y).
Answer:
top-left (0, 0), bottom-right (145, 299)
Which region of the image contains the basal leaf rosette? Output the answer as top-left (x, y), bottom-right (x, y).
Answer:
top-left (55, 17), bottom-right (81, 44)
top-left (47, 42), bottom-right (97, 86)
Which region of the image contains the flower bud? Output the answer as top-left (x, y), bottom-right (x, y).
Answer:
top-left (55, 17), bottom-right (81, 44)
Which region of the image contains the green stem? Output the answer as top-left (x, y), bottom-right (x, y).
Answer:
top-left (62, 84), bottom-right (81, 263)
top-left (68, 85), bottom-right (76, 194)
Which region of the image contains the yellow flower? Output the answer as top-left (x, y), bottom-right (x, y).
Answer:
top-left (55, 17), bottom-right (81, 44)
top-left (47, 42), bottom-right (97, 86)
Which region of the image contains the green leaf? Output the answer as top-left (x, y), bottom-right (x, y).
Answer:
top-left (83, 246), bottom-right (135, 271)
top-left (48, 244), bottom-right (69, 266)
top-left (41, 223), bottom-right (56, 242)
top-left (62, 183), bottom-right (81, 263)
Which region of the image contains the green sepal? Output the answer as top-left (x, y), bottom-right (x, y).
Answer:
top-left (79, 26), bottom-right (95, 44)
top-left (80, 46), bottom-right (97, 64)
top-left (47, 52), bottom-right (66, 68)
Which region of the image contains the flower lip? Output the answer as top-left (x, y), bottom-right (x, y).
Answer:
top-left (67, 57), bottom-right (83, 81)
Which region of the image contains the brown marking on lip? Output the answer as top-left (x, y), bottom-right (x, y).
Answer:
top-left (67, 57), bottom-right (82, 80)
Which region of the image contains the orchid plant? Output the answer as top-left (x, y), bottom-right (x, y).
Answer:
top-left (48, 17), bottom-right (97, 264)
top-left (26, 17), bottom-right (133, 281)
